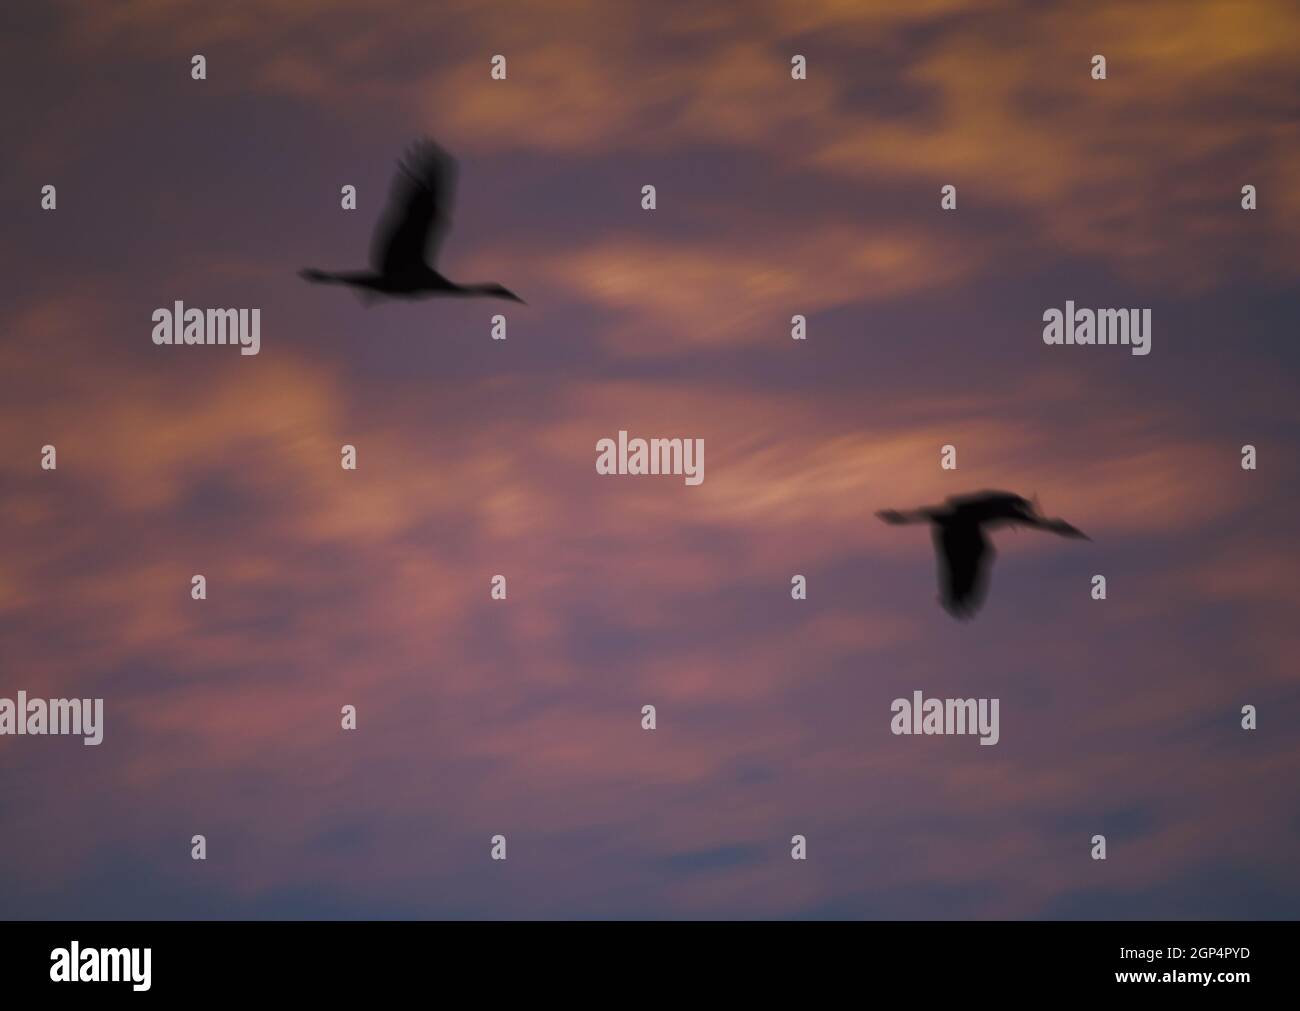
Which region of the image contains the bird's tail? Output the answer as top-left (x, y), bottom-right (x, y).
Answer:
top-left (299, 268), bottom-right (339, 283)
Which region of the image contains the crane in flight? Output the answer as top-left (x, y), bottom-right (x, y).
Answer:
top-left (301, 139), bottom-right (523, 304)
top-left (877, 490), bottom-right (1089, 619)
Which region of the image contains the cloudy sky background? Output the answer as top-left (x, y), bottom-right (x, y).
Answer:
top-left (1, 0), bottom-right (1298, 918)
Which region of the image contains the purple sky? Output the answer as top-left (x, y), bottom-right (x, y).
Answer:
top-left (1, 0), bottom-right (1298, 918)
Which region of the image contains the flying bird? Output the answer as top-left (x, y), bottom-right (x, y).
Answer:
top-left (300, 140), bottom-right (523, 304)
top-left (877, 490), bottom-right (1089, 619)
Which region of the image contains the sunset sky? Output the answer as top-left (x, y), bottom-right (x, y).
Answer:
top-left (1, 0), bottom-right (1298, 918)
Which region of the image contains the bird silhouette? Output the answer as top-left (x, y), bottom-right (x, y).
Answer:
top-left (300, 139), bottom-right (523, 304)
top-left (877, 490), bottom-right (1089, 619)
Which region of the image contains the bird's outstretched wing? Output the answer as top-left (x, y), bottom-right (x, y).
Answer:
top-left (934, 520), bottom-right (993, 619)
top-left (370, 140), bottom-right (458, 274)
